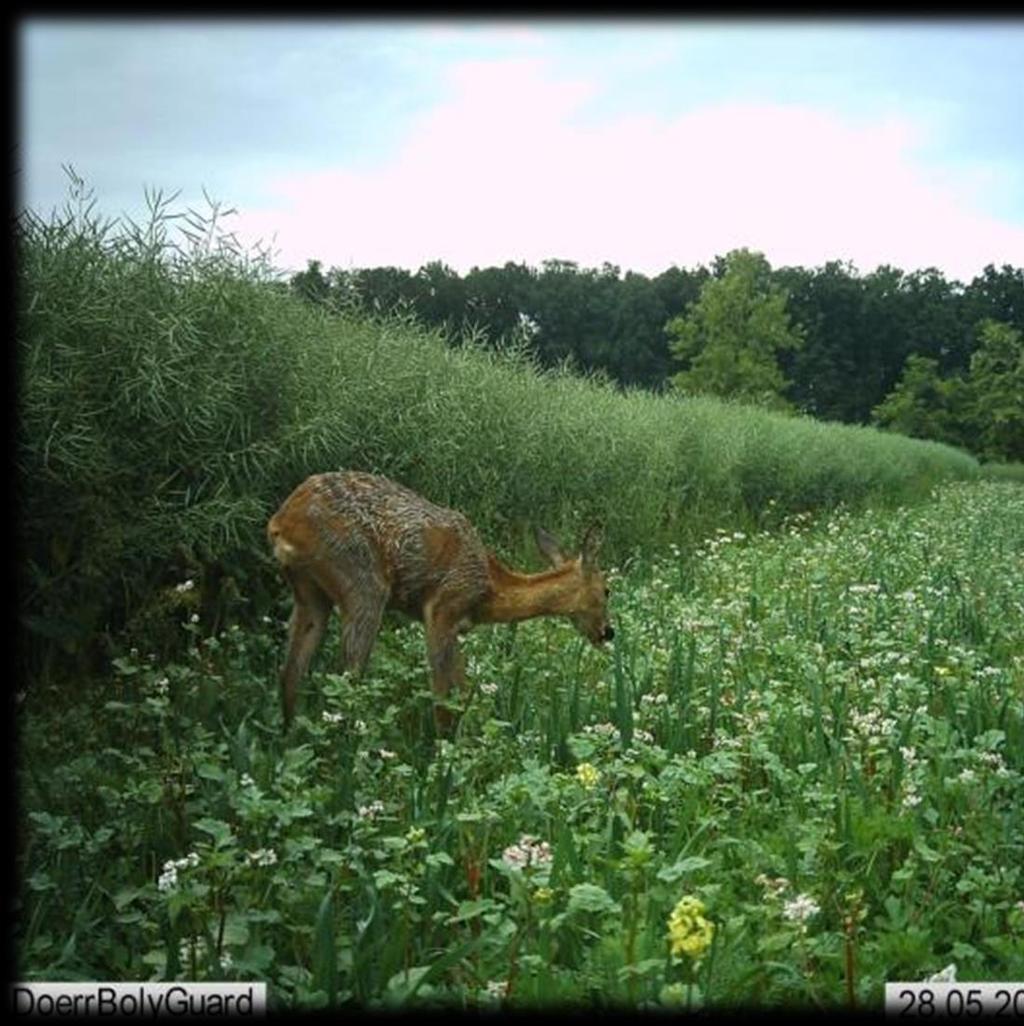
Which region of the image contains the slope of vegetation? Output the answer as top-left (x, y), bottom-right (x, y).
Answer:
top-left (17, 188), bottom-right (980, 682)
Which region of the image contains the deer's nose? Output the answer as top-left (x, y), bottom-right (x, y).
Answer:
top-left (602, 625), bottom-right (615, 642)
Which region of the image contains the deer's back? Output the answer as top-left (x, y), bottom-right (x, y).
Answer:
top-left (268, 471), bottom-right (491, 618)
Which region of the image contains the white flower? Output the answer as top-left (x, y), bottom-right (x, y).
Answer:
top-left (378, 748), bottom-right (397, 760)
top-left (246, 848), bottom-right (277, 867)
top-left (157, 852), bottom-right (199, 892)
top-left (358, 800), bottom-right (385, 820)
top-left (322, 710), bottom-right (344, 725)
top-left (501, 835), bottom-right (553, 871)
top-left (755, 874), bottom-right (789, 899)
top-left (158, 864), bottom-right (178, 893)
top-left (189, 613), bottom-right (200, 624)
top-left (480, 682), bottom-right (499, 696)
top-left (175, 579), bottom-right (196, 593)
top-left (485, 979), bottom-right (509, 1000)
top-left (783, 893), bottom-right (820, 924)
top-left (902, 787), bottom-right (922, 809)
top-left (240, 773), bottom-right (256, 789)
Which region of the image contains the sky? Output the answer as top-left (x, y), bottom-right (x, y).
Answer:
top-left (18, 17), bottom-right (1024, 282)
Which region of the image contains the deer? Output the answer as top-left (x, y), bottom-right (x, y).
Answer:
top-left (267, 470), bottom-right (614, 732)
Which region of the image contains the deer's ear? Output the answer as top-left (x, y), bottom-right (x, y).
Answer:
top-left (580, 522), bottom-right (604, 571)
top-left (534, 526), bottom-right (567, 567)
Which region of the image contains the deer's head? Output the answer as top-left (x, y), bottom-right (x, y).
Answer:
top-left (535, 523), bottom-right (614, 646)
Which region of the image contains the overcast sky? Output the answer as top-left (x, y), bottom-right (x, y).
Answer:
top-left (18, 18), bottom-right (1024, 281)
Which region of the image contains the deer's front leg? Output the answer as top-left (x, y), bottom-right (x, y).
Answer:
top-left (424, 598), bottom-right (467, 735)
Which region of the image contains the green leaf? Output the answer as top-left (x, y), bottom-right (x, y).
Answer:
top-left (193, 817), bottom-right (234, 847)
top-left (311, 888), bottom-right (337, 1004)
top-left (657, 855), bottom-right (712, 883)
top-left (567, 883), bottom-right (620, 916)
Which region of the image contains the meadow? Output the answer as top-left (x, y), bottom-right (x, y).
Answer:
top-left (16, 480), bottom-right (1023, 1010)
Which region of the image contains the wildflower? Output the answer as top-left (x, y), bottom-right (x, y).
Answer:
top-left (533, 886), bottom-right (554, 904)
top-left (925, 963), bottom-right (957, 983)
top-left (501, 835), bottom-right (553, 872)
top-left (667, 894), bottom-right (714, 960)
top-left (901, 786), bottom-right (922, 809)
top-left (755, 873), bottom-right (790, 899)
top-left (158, 863), bottom-right (179, 893)
top-left (485, 979), bottom-right (509, 1000)
top-left (175, 579), bottom-right (196, 593)
top-left (158, 852), bottom-right (200, 892)
top-left (783, 893), bottom-right (820, 925)
top-left (247, 848), bottom-right (277, 867)
top-left (957, 767), bottom-right (977, 785)
top-left (480, 682), bottom-right (499, 696)
top-left (575, 762), bottom-right (601, 789)
top-left (240, 773), bottom-right (255, 789)
top-left (641, 692), bottom-right (669, 706)
top-left (978, 751), bottom-right (1008, 776)
top-left (179, 936), bottom-right (207, 964)
top-left (378, 748), bottom-right (397, 760)
top-left (189, 613), bottom-right (200, 624)
top-left (358, 800), bottom-right (385, 820)
top-left (322, 710), bottom-right (344, 725)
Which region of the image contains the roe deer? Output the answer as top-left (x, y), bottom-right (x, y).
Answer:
top-left (267, 470), bottom-right (614, 731)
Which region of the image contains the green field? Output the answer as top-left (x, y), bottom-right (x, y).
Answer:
top-left (16, 481), bottom-right (1023, 1010)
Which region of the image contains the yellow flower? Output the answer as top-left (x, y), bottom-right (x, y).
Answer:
top-left (667, 894), bottom-right (714, 960)
top-left (576, 762), bottom-right (601, 789)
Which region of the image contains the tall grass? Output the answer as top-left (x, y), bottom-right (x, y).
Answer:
top-left (17, 183), bottom-right (981, 680)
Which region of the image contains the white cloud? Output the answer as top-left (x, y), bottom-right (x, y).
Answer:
top-left (230, 56), bottom-right (1024, 280)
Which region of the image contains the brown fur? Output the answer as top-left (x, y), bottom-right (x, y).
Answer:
top-left (267, 470), bottom-right (613, 731)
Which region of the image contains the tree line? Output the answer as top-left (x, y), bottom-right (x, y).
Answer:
top-left (290, 254), bottom-right (1024, 463)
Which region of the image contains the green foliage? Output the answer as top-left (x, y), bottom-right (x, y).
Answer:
top-left (667, 249), bottom-right (804, 411)
top-left (871, 355), bottom-right (967, 447)
top-left (873, 319), bottom-right (1023, 463)
top-left (967, 320), bottom-right (1024, 462)
top-left (16, 483), bottom-right (1024, 1008)
top-left (18, 180), bottom-right (982, 685)
top-left (17, 176), bottom-right (300, 677)
top-left (291, 251), bottom-right (1023, 447)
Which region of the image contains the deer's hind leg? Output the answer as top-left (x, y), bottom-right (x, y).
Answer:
top-left (280, 571), bottom-right (333, 727)
top-left (308, 559), bottom-right (388, 680)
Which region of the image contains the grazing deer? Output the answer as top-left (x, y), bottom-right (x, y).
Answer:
top-left (267, 470), bottom-right (614, 731)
